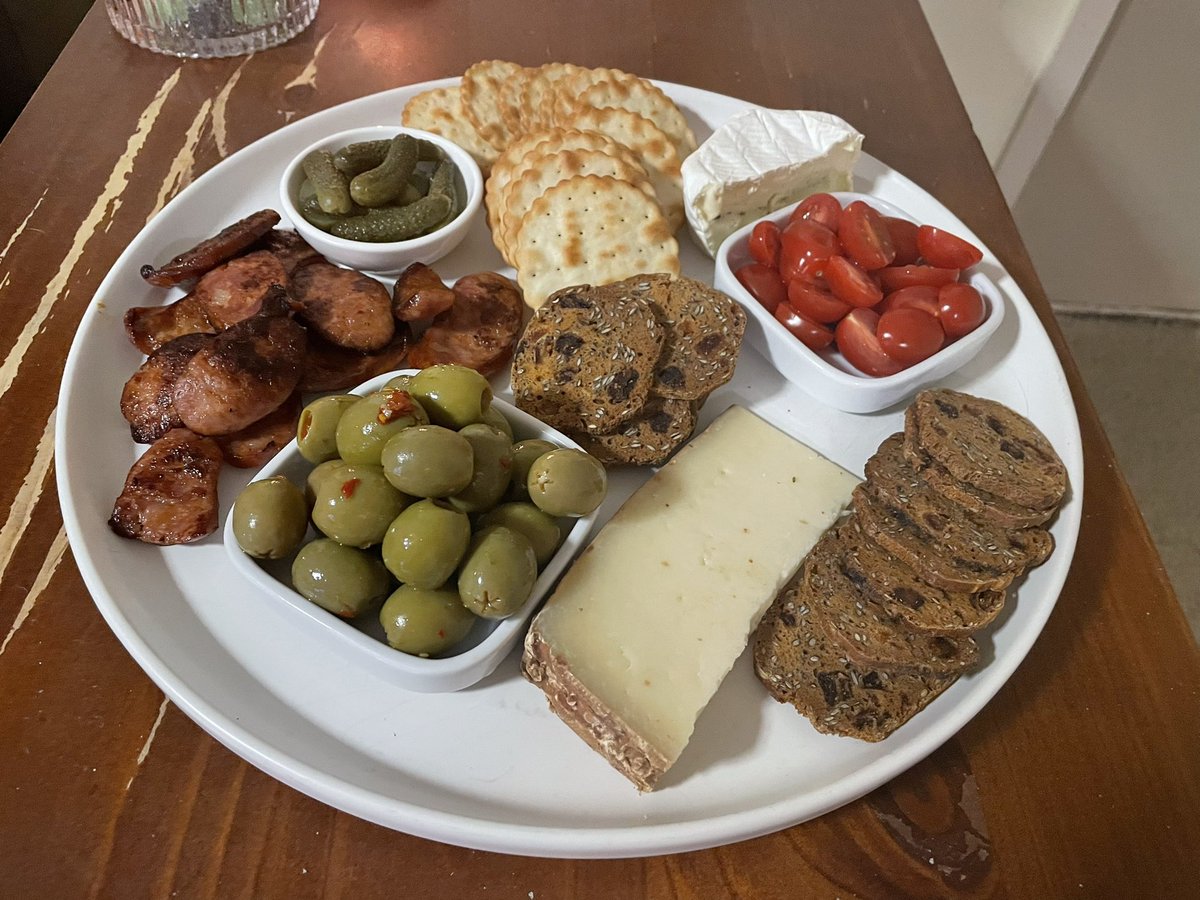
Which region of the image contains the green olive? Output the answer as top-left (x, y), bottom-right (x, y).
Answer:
top-left (291, 538), bottom-right (391, 618)
top-left (457, 525), bottom-right (537, 619)
top-left (311, 463), bottom-right (410, 548)
top-left (527, 448), bottom-right (607, 517)
top-left (381, 499), bottom-right (471, 589)
top-left (409, 365), bottom-right (493, 429)
top-left (480, 404), bottom-right (514, 441)
top-left (379, 584), bottom-right (477, 656)
top-left (296, 395), bottom-right (358, 464)
top-left (447, 424), bottom-right (513, 514)
top-left (477, 502), bottom-right (563, 568)
top-left (335, 389), bottom-right (428, 465)
top-left (384, 373), bottom-right (414, 392)
top-left (507, 439), bottom-right (558, 500)
top-left (306, 458), bottom-right (349, 509)
top-left (232, 476), bottom-right (308, 559)
top-left (380, 425), bottom-right (474, 497)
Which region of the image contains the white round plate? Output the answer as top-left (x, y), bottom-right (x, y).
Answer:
top-left (56, 78), bottom-right (1082, 859)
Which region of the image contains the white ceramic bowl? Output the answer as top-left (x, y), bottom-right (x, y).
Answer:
top-left (278, 126), bottom-right (483, 275)
top-left (222, 371), bottom-right (599, 693)
top-left (714, 191), bottom-right (1005, 413)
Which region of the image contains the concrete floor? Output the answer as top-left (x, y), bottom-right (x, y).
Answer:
top-left (1056, 312), bottom-right (1199, 639)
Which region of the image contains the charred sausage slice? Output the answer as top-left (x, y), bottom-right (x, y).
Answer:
top-left (253, 228), bottom-right (325, 274)
top-left (140, 209), bottom-right (280, 287)
top-left (124, 293), bottom-right (216, 355)
top-left (393, 262), bottom-right (456, 322)
top-left (193, 250), bottom-right (289, 330)
top-left (172, 289), bottom-right (306, 436)
top-left (408, 272), bottom-right (524, 375)
top-left (300, 324), bottom-right (412, 393)
top-left (120, 333), bottom-right (213, 443)
top-left (215, 392), bottom-right (302, 468)
top-left (109, 428), bottom-right (223, 544)
top-left (290, 262), bottom-right (395, 352)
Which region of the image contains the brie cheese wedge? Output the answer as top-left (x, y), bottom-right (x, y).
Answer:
top-left (682, 108), bottom-right (864, 256)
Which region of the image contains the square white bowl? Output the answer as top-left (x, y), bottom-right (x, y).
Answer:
top-left (713, 191), bottom-right (1005, 413)
top-left (279, 125), bottom-right (483, 276)
top-left (222, 371), bottom-right (599, 693)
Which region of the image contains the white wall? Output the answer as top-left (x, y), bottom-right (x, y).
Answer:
top-left (1013, 2), bottom-right (1200, 315)
top-left (919, 0), bottom-right (1081, 164)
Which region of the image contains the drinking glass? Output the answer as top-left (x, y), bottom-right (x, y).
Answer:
top-left (106, 0), bottom-right (319, 58)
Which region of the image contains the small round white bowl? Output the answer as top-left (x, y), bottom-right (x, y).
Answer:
top-left (223, 371), bottom-right (600, 693)
top-left (714, 191), bottom-right (1005, 414)
top-left (279, 125), bottom-right (483, 275)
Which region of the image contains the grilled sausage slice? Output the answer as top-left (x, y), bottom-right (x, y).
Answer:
top-left (215, 392), bottom-right (302, 468)
top-left (120, 333), bottom-right (213, 443)
top-left (193, 250), bottom-right (289, 330)
top-left (109, 428), bottom-right (223, 544)
top-left (124, 293), bottom-right (216, 355)
top-left (172, 289), bottom-right (306, 436)
top-left (393, 262), bottom-right (456, 322)
top-left (300, 324), bottom-right (412, 393)
top-left (291, 262), bottom-right (394, 352)
top-left (408, 272), bottom-right (523, 375)
top-left (140, 209), bottom-right (280, 287)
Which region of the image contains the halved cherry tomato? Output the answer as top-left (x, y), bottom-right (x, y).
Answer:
top-left (788, 192), bottom-right (843, 232)
top-left (938, 282), bottom-right (987, 339)
top-left (884, 216), bottom-right (920, 266)
top-left (877, 308), bottom-right (945, 365)
top-left (878, 284), bottom-right (940, 316)
top-left (877, 265), bottom-right (960, 292)
top-left (825, 255), bottom-right (883, 308)
top-left (917, 225), bottom-right (983, 269)
top-left (774, 302), bottom-right (834, 351)
top-left (838, 201), bottom-right (895, 270)
top-left (779, 219), bottom-right (840, 282)
top-left (749, 220), bottom-right (781, 269)
top-left (787, 278), bottom-right (851, 323)
top-left (834, 308), bottom-right (905, 377)
top-left (735, 263), bottom-right (787, 313)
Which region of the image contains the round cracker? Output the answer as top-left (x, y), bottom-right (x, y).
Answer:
top-left (461, 60), bottom-right (529, 151)
top-left (519, 62), bottom-right (585, 132)
top-left (550, 65), bottom-right (639, 123)
top-left (572, 77), bottom-right (698, 159)
top-left (511, 174), bottom-right (679, 309)
top-left (402, 86), bottom-right (498, 172)
top-left (558, 106), bottom-right (684, 231)
top-left (499, 147), bottom-right (654, 265)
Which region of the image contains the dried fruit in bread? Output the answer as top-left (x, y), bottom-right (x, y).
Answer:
top-left (510, 175), bottom-right (679, 309)
top-left (649, 275), bottom-right (746, 401)
top-left (511, 280), bottom-right (666, 434)
top-left (905, 389), bottom-right (1069, 512)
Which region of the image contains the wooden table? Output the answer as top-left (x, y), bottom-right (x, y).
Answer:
top-left (2, 1), bottom-right (1197, 896)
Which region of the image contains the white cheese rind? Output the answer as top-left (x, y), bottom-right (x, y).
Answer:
top-left (682, 108), bottom-right (864, 256)
top-left (522, 405), bottom-right (860, 789)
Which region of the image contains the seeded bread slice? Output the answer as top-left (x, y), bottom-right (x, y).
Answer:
top-left (837, 516), bottom-right (1006, 636)
top-left (908, 444), bottom-right (1057, 528)
top-left (753, 569), bottom-right (957, 742)
top-left (648, 276), bottom-right (747, 401)
top-left (905, 389), bottom-right (1068, 512)
top-left (807, 523), bottom-right (980, 675)
top-left (571, 395), bottom-right (697, 466)
top-left (510, 281), bottom-right (665, 434)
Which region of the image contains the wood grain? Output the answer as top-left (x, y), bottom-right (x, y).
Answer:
top-left (0, 1), bottom-right (1197, 897)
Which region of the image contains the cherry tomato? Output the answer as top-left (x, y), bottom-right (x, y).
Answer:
top-left (878, 284), bottom-right (940, 316)
top-left (877, 308), bottom-right (945, 365)
top-left (838, 201), bottom-right (895, 270)
top-left (749, 220), bottom-right (781, 269)
top-left (884, 216), bottom-right (920, 266)
top-left (917, 225), bottom-right (983, 269)
top-left (834, 308), bottom-right (905, 377)
top-left (774, 302), bottom-right (834, 351)
top-left (877, 265), bottom-right (960, 292)
top-left (789, 192), bottom-right (843, 232)
top-left (735, 263), bottom-right (787, 313)
top-left (825, 255), bottom-right (883, 308)
top-left (938, 282), bottom-right (987, 339)
top-left (787, 278), bottom-right (851, 323)
top-left (779, 219), bottom-right (840, 282)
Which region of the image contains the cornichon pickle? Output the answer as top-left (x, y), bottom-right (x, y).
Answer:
top-left (329, 193), bottom-right (451, 242)
top-left (334, 138), bottom-right (443, 176)
top-left (299, 189), bottom-right (352, 231)
top-left (428, 160), bottom-right (456, 201)
top-left (349, 134), bottom-right (418, 208)
top-left (407, 171), bottom-right (431, 195)
top-left (301, 150), bottom-right (353, 215)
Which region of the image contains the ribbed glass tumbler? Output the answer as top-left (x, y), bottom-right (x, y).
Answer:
top-left (106, 0), bottom-right (319, 58)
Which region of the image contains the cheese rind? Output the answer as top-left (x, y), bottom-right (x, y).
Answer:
top-left (521, 405), bottom-right (860, 789)
top-left (681, 108), bottom-right (864, 256)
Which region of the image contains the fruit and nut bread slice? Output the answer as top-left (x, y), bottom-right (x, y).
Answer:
top-left (648, 275), bottom-right (747, 402)
top-left (904, 389), bottom-right (1068, 513)
top-left (753, 566), bottom-right (958, 742)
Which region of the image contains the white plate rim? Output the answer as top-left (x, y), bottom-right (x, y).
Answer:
top-left (55, 77), bottom-right (1083, 858)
